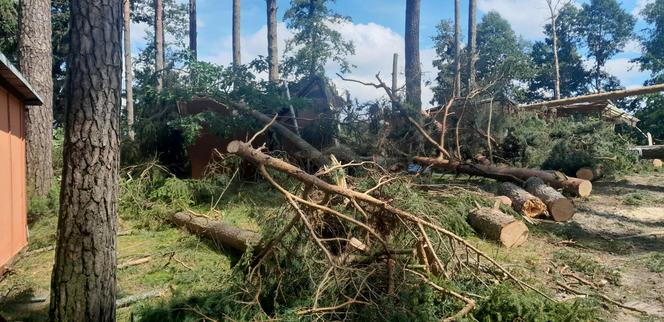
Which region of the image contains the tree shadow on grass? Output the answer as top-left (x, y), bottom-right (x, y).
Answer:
top-left (594, 180), bottom-right (664, 194)
top-left (533, 220), bottom-right (664, 255)
top-left (0, 288), bottom-right (49, 322)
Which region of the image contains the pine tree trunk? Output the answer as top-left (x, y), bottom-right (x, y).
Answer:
top-left (123, 0), bottom-right (135, 140)
top-left (405, 0), bottom-right (421, 112)
top-left (547, 0), bottom-right (561, 100)
top-left (525, 177), bottom-right (575, 222)
top-left (267, 0), bottom-right (278, 81)
top-left (189, 0), bottom-right (197, 60)
top-left (453, 0), bottom-right (461, 97)
top-left (497, 182), bottom-right (547, 218)
top-left (467, 0), bottom-right (477, 94)
top-left (155, 0), bottom-right (164, 91)
top-left (467, 207), bottom-right (529, 248)
top-left (49, 0), bottom-right (122, 320)
top-left (18, 0), bottom-right (54, 197)
top-left (233, 0), bottom-right (241, 66)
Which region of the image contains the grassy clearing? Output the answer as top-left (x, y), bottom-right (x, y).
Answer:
top-left (553, 249), bottom-right (621, 285)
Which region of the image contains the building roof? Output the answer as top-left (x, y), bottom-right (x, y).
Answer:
top-left (555, 100), bottom-right (639, 127)
top-left (0, 52), bottom-right (43, 106)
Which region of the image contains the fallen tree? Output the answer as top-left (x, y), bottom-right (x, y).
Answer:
top-left (497, 182), bottom-right (547, 218)
top-left (467, 207), bottom-right (529, 248)
top-left (525, 177), bottom-right (575, 222)
top-left (169, 212), bottom-right (261, 252)
top-left (631, 145), bottom-right (664, 160)
top-left (414, 157), bottom-right (592, 197)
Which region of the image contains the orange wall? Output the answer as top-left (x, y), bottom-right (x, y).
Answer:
top-left (0, 86), bottom-right (28, 269)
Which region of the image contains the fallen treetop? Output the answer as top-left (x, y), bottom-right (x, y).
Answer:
top-left (631, 145), bottom-right (664, 159)
top-left (414, 157), bottom-right (592, 197)
top-left (521, 83), bottom-right (664, 110)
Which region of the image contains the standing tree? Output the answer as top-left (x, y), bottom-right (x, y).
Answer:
top-left (578, 0), bottom-right (635, 92)
top-left (635, 0), bottom-right (664, 82)
top-left (19, 0), bottom-right (54, 197)
top-left (189, 0), bottom-right (197, 60)
top-left (155, 0), bottom-right (165, 91)
top-left (467, 0), bottom-right (477, 93)
top-left (282, 0), bottom-right (354, 79)
top-left (453, 0), bottom-right (461, 97)
top-left (124, 0), bottom-right (135, 140)
top-left (267, 0), bottom-right (279, 81)
top-left (49, 0), bottom-right (122, 320)
top-left (546, 0), bottom-right (570, 100)
top-left (405, 0), bottom-right (421, 112)
top-left (233, 0), bottom-right (241, 66)
top-left (431, 20), bottom-right (456, 104)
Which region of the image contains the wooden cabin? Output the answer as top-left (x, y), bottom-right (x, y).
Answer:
top-left (180, 75), bottom-right (345, 178)
top-left (0, 52), bottom-right (43, 274)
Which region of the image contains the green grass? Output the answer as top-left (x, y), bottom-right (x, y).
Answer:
top-left (553, 249), bottom-right (621, 285)
top-left (644, 253), bottom-right (664, 273)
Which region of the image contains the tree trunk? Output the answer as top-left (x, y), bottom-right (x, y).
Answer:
top-left (467, 207), bottom-right (529, 248)
top-left (170, 212), bottom-right (261, 252)
top-left (467, 0), bottom-right (477, 94)
top-left (123, 0), bottom-right (135, 140)
top-left (525, 177), bottom-right (575, 222)
top-left (575, 165), bottom-right (603, 181)
top-left (453, 0), bottom-right (461, 97)
top-left (189, 0), bottom-right (197, 60)
top-left (233, 0), bottom-right (241, 66)
top-left (404, 0), bottom-right (421, 112)
top-left (632, 145), bottom-right (664, 159)
top-left (267, 0), bottom-right (278, 81)
top-left (551, 16), bottom-right (561, 100)
top-left (522, 83), bottom-right (664, 110)
top-left (497, 182), bottom-right (547, 218)
top-left (155, 0), bottom-right (164, 91)
top-left (18, 0), bottom-right (54, 197)
top-left (49, 0), bottom-right (122, 320)
top-left (414, 156), bottom-right (593, 197)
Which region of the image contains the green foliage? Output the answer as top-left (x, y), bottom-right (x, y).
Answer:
top-left (283, 0), bottom-right (355, 79)
top-left (52, 0), bottom-right (70, 126)
top-left (633, 94), bottom-right (664, 143)
top-left (472, 283), bottom-right (599, 321)
top-left (635, 0), bottom-right (664, 80)
top-left (578, 0), bottom-right (635, 90)
top-left (28, 183), bottom-right (60, 222)
top-left (553, 249), bottom-right (621, 285)
top-left (644, 253), bottom-right (664, 273)
top-left (621, 191), bottom-right (650, 206)
top-left (500, 115), bottom-right (637, 175)
top-left (0, 0), bottom-right (18, 62)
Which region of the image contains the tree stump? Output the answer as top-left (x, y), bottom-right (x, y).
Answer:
top-left (652, 159), bottom-right (663, 168)
top-left (525, 177), bottom-right (575, 222)
top-left (497, 182), bottom-right (547, 218)
top-left (467, 207), bottom-right (529, 248)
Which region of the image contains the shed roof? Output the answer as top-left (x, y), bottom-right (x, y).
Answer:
top-left (0, 52), bottom-right (43, 106)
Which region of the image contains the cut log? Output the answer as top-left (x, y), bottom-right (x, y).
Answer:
top-left (652, 159), bottom-right (662, 168)
top-left (632, 145), bottom-right (664, 159)
top-left (575, 165), bottom-right (603, 182)
top-left (170, 212), bottom-right (261, 252)
top-left (494, 196), bottom-right (512, 208)
top-left (467, 207), bottom-right (529, 247)
top-left (414, 157), bottom-right (592, 197)
top-left (497, 182), bottom-right (547, 218)
top-left (524, 177), bottom-right (575, 222)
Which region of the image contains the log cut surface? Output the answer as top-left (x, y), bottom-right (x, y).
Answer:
top-left (467, 207), bottom-right (529, 248)
top-left (497, 182), bottom-right (547, 218)
top-left (525, 177), bottom-right (575, 222)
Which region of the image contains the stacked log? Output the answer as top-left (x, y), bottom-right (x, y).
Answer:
top-left (497, 182), bottom-right (547, 218)
top-left (575, 164), bottom-right (604, 181)
top-left (653, 159), bottom-right (663, 168)
top-left (524, 177), bottom-right (575, 222)
top-left (467, 207), bottom-right (529, 248)
top-left (414, 157), bottom-right (592, 197)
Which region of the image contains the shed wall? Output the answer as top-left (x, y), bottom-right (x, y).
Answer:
top-left (0, 86), bottom-right (28, 270)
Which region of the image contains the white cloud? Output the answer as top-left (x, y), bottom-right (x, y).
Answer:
top-left (633, 0), bottom-right (653, 15)
top-left (477, 0), bottom-right (552, 40)
top-left (604, 58), bottom-right (644, 88)
top-left (623, 39), bottom-right (642, 55)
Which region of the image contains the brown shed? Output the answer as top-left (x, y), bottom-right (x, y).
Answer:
top-left (0, 52), bottom-right (43, 273)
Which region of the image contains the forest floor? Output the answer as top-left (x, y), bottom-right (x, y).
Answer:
top-left (0, 171), bottom-right (662, 321)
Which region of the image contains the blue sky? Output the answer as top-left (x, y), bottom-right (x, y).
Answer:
top-left (133, 0), bottom-right (654, 106)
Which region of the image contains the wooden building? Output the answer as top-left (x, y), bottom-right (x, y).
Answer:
top-left (0, 52), bottom-right (43, 274)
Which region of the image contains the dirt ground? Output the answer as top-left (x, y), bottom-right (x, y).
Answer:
top-left (0, 172), bottom-right (663, 321)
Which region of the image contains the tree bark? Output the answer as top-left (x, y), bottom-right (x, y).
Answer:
top-left (632, 145), bottom-right (664, 159)
top-left (522, 83), bottom-right (664, 110)
top-left (123, 0), bottom-right (135, 140)
top-left (19, 0), bottom-right (54, 197)
top-left (497, 182), bottom-right (547, 218)
top-left (467, 207), bottom-right (529, 247)
top-left (154, 0), bottom-right (164, 91)
top-left (414, 156), bottom-right (593, 197)
top-left (454, 0), bottom-right (461, 97)
top-left (467, 0), bottom-right (477, 94)
top-left (547, 0), bottom-right (561, 100)
top-left (267, 0), bottom-right (278, 81)
top-left (49, 0), bottom-right (122, 320)
top-left (233, 0), bottom-right (241, 66)
top-left (405, 0), bottom-right (421, 112)
top-left (189, 0), bottom-right (197, 60)
top-left (170, 212), bottom-right (261, 252)
top-left (525, 177), bottom-right (575, 222)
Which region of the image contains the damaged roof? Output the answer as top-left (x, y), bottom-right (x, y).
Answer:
top-left (0, 51), bottom-right (43, 106)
